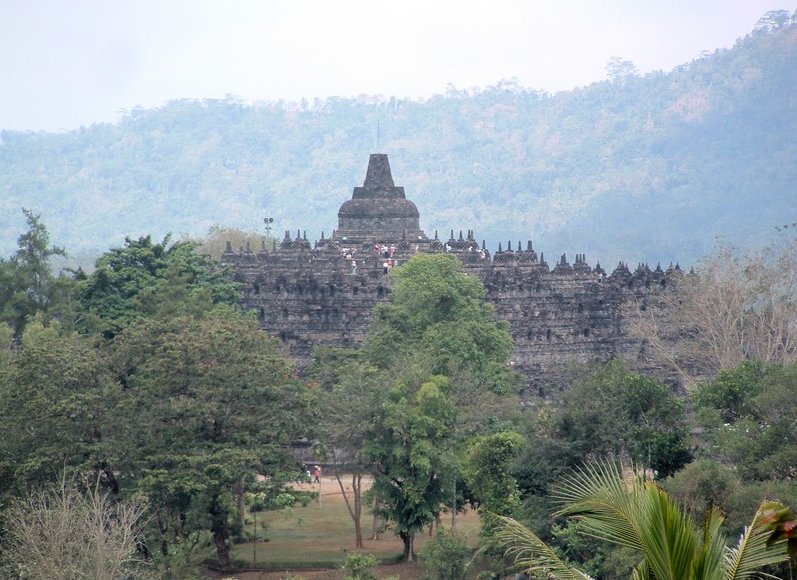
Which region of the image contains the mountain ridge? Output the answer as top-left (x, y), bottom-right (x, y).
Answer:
top-left (2, 15), bottom-right (796, 267)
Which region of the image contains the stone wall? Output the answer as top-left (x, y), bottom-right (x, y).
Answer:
top-left (225, 232), bottom-right (682, 395)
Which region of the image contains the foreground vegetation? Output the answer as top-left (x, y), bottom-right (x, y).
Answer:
top-left (493, 461), bottom-right (796, 580)
top-left (0, 215), bottom-right (795, 578)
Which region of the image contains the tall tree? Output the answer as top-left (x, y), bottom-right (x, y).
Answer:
top-left (509, 360), bottom-right (692, 567)
top-left (0, 210), bottom-right (70, 335)
top-left (0, 317), bottom-right (118, 498)
top-left (464, 431), bottom-right (524, 518)
top-left (553, 361), bottom-right (691, 479)
top-left (359, 253), bottom-right (517, 561)
top-left (606, 56), bottom-right (638, 82)
top-left (692, 360), bottom-right (797, 483)
top-left (368, 374), bottom-right (457, 562)
top-left (112, 307), bottom-right (309, 568)
top-left (314, 356), bottom-right (383, 549)
top-left (364, 253), bottom-right (514, 394)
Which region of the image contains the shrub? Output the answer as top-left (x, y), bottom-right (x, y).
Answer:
top-left (419, 529), bottom-right (469, 580)
top-left (341, 552), bottom-right (379, 580)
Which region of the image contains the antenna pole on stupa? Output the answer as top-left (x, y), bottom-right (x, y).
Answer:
top-left (377, 119), bottom-right (381, 152)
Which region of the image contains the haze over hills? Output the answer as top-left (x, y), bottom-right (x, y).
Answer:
top-left (1, 13), bottom-right (796, 267)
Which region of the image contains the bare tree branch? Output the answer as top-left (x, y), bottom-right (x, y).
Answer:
top-left (626, 237), bottom-right (797, 387)
top-left (1, 476), bottom-right (153, 580)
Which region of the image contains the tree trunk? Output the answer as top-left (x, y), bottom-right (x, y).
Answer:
top-left (235, 477), bottom-right (246, 528)
top-left (209, 496), bottom-right (231, 568)
top-left (157, 512), bottom-right (169, 558)
top-left (353, 473), bottom-right (363, 548)
top-left (372, 497), bottom-right (381, 540)
top-left (212, 526), bottom-right (230, 569)
top-left (136, 537), bottom-right (151, 562)
top-left (429, 513), bottom-right (441, 536)
top-left (101, 463), bottom-right (120, 494)
top-left (451, 472), bottom-right (457, 528)
top-left (336, 470), bottom-right (364, 548)
top-left (399, 531), bottom-right (415, 562)
top-left (354, 517), bottom-right (363, 549)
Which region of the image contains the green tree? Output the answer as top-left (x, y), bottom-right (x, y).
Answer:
top-left (509, 363), bottom-right (691, 574)
top-left (419, 528), bottom-right (470, 580)
top-left (364, 254), bottom-right (514, 395)
top-left (78, 235), bottom-right (239, 338)
top-left (463, 431), bottom-right (525, 578)
top-left (692, 361), bottom-right (768, 423)
top-left (314, 356), bottom-right (383, 548)
top-left (0, 317), bottom-right (118, 498)
top-left (549, 519), bottom-right (640, 579)
top-left (493, 461), bottom-right (795, 579)
top-left (606, 56), bottom-right (639, 82)
top-left (112, 308), bottom-right (309, 568)
top-left (659, 458), bottom-right (797, 553)
top-left (368, 374), bottom-right (457, 562)
top-left (358, 254), bottom-right (516, 561)
top-left (0, 210), bottom-right (70, 335)
top-left (464, 431), bottom-right (524, 517)
top-left (553, 361), bottom-right (691, 478)
top-left (755, 10), bottom-right (791, 32)
top-left (662, 459), bottom-right (739, 524)
top-left (341, 551), bottom-right (379, 580)
top-left (693, 361), bottom-right (797, 483)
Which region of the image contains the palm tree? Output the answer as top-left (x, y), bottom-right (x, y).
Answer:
top-left (493, 460), bottom-right (795, 579)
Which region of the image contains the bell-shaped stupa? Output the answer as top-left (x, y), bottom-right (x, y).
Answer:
top-left (332, 154), bottom-right (429, 245)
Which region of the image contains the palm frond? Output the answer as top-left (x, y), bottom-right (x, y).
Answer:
top-left (554, 459), bottom-right (703, 580)
top-left (691, 505), bottom-right (727, 580)
top-left (630, 559), bottom-right (651, 580)
top-left (724, 500), bottom-right (790, 580)
top-left (490, 514), bottom-right (594, 579)
top-left (635, 483), bottom-right (700, 580)
top-left (517, 459), bottom-right (793, 580)
top-left (552, 459), bottom-right (646, 551)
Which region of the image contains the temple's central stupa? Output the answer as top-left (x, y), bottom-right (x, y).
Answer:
top-left (226, 153), bottom-right (680, 393)
top-left (332, 154), bottom-right (429, 246)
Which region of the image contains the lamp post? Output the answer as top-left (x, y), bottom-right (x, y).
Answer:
top-left (263, 217), bottom-right (274, 238)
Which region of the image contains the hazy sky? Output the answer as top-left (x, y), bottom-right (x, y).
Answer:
top-left (1, 0), bottom-right (794, 132)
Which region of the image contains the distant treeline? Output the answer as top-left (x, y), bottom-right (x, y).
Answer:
top-left (1, 10), bottom-right (796, 266)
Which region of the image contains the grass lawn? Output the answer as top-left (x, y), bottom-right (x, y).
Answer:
top-left (224, 476), bottom-right (482, 574)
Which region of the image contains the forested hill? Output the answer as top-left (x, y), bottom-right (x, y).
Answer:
top-left (2, 14), bottom-right (796, 266)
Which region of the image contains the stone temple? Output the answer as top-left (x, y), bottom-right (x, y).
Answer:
top-left (224, 153), bottom-right (680, 395)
